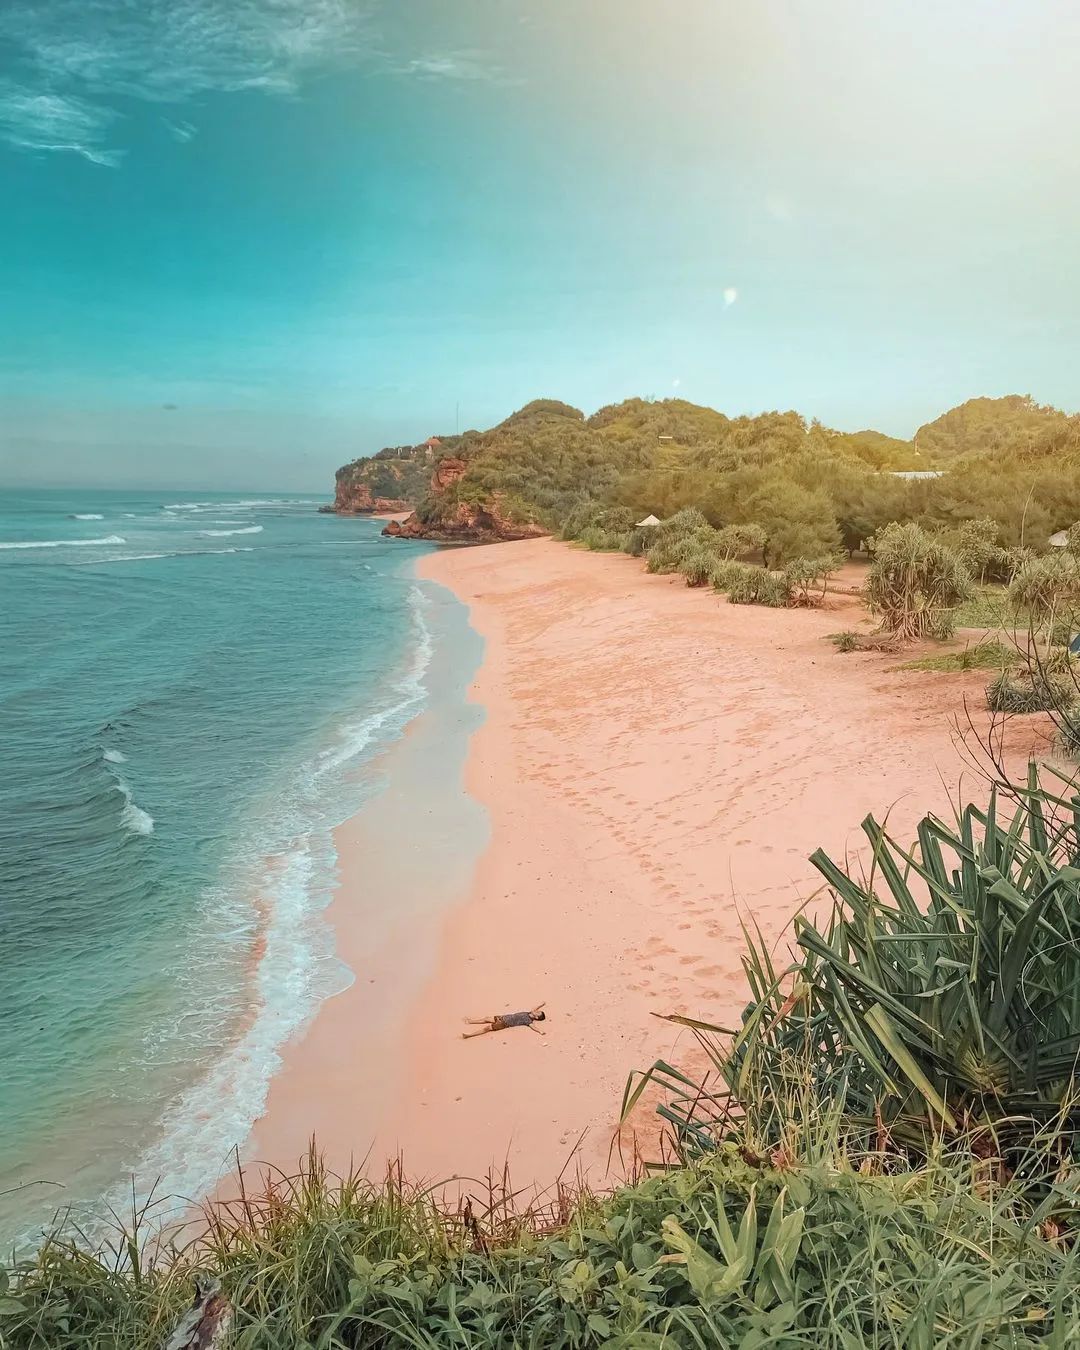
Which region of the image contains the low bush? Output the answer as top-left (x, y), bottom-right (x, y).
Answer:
top-left (677, 546), bottom-right (716, 587)
top-left (709, 559), bottom-right (743, 593)
top-left (986, 670), bottom-right (1076, 713)
top-left (782, 556), bottom-right (840, 607)
top-left (901, 639), bottom-right (1019, 673)
top-left (727, 564), bottom-right (791, 607)
top-left (578, 525), bottom-right (629, 552)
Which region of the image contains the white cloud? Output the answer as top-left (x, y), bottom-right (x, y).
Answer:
top-left (0, 81), bottom-right (123, 164)
top-left (163, 118), bottom-right (198, 142)
top-left (723, 287), bottom-right (738, 308)
top-left (672, 377), bottom-right (681, 389)
top-left (397, 50), bottom-right (511, 84)
top-left (0, 0), bottom-right (369, 165)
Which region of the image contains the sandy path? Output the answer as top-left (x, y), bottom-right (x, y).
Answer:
top-left (362, 539), bottom-right (1038, 1189)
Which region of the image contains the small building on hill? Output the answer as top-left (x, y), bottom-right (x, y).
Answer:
top-left (636, 514), bottom-right (661, 527)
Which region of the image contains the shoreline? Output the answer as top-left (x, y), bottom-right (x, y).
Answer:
top-left (250, 537), bottom-right (1044, 1194)
top-left (241, 562), bottom-right (485, 1183)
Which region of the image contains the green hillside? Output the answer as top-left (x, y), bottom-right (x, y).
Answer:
top-left (341, 394), bottom-right (1080, 551)
top-left (914, 394), bottom-right (1073, 462)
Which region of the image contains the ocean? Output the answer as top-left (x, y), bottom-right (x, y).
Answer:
top-left (0, 488), bottom-right (464, 1247)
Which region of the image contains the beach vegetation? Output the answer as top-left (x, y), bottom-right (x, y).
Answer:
top-left (866, 523), bottom-right (973, 641)
top-left (900, 638), bottom-right (1020, 673)
top-left (782, 556), bottom-right (840, 607)
top-left (986, 670), bottom-right (1077, 714)
top-left (726, 564), bottom-right (791, 608)
top-left (1008, 554), bottom-right (1080, 653)
top-left (628, 765), bottom-right (1080, 1165)
top-left (676, 546), bottom-right (717, 587)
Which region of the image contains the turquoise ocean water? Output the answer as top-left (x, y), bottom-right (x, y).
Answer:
top-left (0, 489), bottom-right (462, 1246)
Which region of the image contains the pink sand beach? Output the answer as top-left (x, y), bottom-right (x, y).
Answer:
top-left (248, 539), bottom-right (1045, 1193)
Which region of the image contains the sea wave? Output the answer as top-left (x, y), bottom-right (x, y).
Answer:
top-left (0, 535), bottom-right (126, 550)
top-left (103, 749), bottom-right (127, 764)
top-left (124, 583), bottom-right (436, 1218)
top-left (70, 513), bottom-right (104, 520)
top-left (198, 525), bottom-right (263, 537)
top-left (109, 773), bottom-right (155, 836)
top-left (71, 547), bottom-right (256, 565)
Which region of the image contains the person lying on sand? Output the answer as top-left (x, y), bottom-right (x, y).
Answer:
top-left (462, 1003), bottom-right (546, 1038)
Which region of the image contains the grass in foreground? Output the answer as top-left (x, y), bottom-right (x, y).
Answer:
top-left (4, 1142), bottom-right (1079, 1348)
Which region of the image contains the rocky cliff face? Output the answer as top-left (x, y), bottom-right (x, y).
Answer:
top-left (382, 457), bottom-right (546, 544)
top-left (331, 443), bottom-right (434, 514)
top-left (332, 479), bottom-right (411, 514)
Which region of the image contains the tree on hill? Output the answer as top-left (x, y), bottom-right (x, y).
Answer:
top-left (913, 395), bottom-right (1070, 462)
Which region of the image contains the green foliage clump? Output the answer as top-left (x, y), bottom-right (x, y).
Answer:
top-left (677, 547), bottom-right (717, 588)
top-left (914, 394), bottom-right (1070, 462)
top-left (561, 501), bottom-right (636, 543)
top-left (708, 559), bottom-right (743, 593)
top-left (1009, 553), bottom-right (1080, 640)
top-left (986, 670), bottom-right (1076, 714)
top-left (11, 1139), bottom-right (1080, 1349)
top-left (867, 522), bottom-right (973, 641)
top-left (901, 639), bottom-right (1019, 673)
top-left (727, 564), bottom-right (791, 608)
top-left (781, 557), bottom-right (839, 607)
top-left (632, 766), bottom-right (1080, 1161)
top-left (713, 523), bottom-right (767, 561)
top-left (644, 509), bottom-right (718, 574)
top-left (830, 630), bottom-right (860, 652)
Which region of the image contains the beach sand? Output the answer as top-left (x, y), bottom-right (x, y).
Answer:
top-left (251, 538), bottom-right (1045, 1195)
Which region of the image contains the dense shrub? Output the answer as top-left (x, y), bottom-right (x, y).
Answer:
top-left (782, 556), bottom-right (839, 607)
top-left (631, 766), bottom-right (1080, 1163)
top-left (867, 522), bottom-right (973, 640)
top-left (677, 546), bottom-right (717, 587)
top-left (727, 564), bottom-right (791, 607)
top-left (1009, 553), bottom-right (1080, 643)
top-left (713, 522), bottom-right (767, 561)
top-left (986, 670), bottom-right (1076, 713)
top-left (709, 559), bottom-right (744, 593)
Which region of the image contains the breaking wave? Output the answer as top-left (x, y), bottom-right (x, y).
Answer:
top-left (0, 535), bottom-right (126, 550)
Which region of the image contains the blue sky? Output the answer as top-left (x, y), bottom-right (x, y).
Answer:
top-left (1, 0), bottom-right (1078, 490)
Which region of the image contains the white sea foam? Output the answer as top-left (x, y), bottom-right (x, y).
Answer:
top-left (124, 584), bottom-right (436, 1221)
top-left (0, 535), bottom-right (126, 550)
top-left (198, 525), bottom-right (263, 537)
top-left (103, 749), bottom-right (127, 764)
top-left (70, 513), bottom-right (104, 520)
top-left (72, 547), bottom-right (255, 565)
top-left (113, 779), bottom-right (155, 835)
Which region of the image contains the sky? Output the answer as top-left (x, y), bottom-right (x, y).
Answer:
top-left (1, 0), bottom-right (1079, 490)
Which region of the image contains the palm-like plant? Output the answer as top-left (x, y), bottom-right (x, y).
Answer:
top-left (626, 765), bottom-right (1080, 1164)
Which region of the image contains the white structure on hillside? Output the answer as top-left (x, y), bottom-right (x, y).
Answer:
top-left (636, 514), bottom-right (661, 527)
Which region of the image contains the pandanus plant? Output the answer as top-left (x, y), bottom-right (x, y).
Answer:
top-left (626, 765), bottom-right (1080, 1165)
